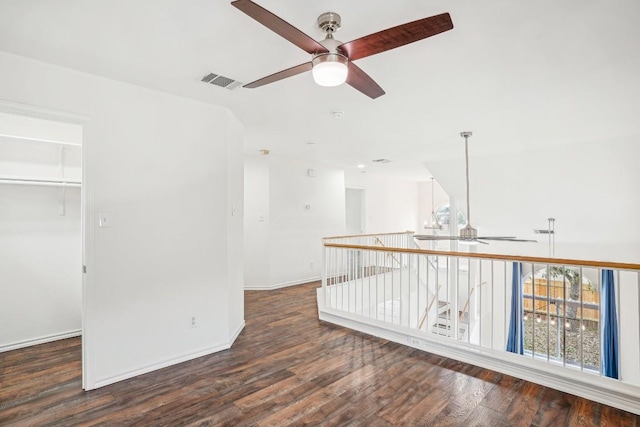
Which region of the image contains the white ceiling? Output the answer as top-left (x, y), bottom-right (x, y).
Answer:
top-left (1, 0), bottom-right (639, 180)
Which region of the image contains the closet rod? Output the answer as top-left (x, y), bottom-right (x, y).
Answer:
top-left (0, 178), bottom-right (81, 187)
top-left (0, 133), bottom-right (82, 147)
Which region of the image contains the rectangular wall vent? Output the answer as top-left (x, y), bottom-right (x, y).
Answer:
top-left (201, 73), bottom-right (243, 90)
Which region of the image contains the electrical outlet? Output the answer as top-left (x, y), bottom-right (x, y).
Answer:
top-left (408, 336), bottom-right (427, 349)
top-left (189, 315), bottom-right (198, 329)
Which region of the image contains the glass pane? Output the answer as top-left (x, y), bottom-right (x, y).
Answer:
top-left (434, 205), bottom-right (467, 228)
top-left (523, 266), bottom-right (600, 371)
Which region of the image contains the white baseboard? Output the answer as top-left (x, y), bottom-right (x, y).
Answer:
top-left (229, 320), bottom-right (246, 345)
top-left (244, 276), bottom-right (320, 291)
top-left (0, 330), bottom-right (81, 353)
top-left (90, 323), bottom-right (247, 390)
top-left (317, 292), bottom-right (640, 416)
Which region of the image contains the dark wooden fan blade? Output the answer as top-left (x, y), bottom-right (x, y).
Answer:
top-left (244, 62), bottom-right (312, 88)
top-left (232, 0), bottom-right (329, 55)
top-left (338, 13), bottom-right (453, 61)
top-left (346, 62), bottom-right (385, 99)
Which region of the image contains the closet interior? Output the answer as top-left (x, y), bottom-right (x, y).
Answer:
top-left (0, 111), bottom-right (83, 351)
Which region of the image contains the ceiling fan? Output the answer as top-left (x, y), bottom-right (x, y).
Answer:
top-left (414, 132), bottom-right (537, 245)
top-left (231, 0), bottom-right (454, 99)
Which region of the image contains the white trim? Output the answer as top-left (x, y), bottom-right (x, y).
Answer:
top-left (0, 99), bottom-right (89, 124)
top-left (0, 330), bottom-right (81, 353)
top-left (89, 322), bottom-right (246, 390)
top-left (0, 133), bottom-right (82, 147)
top-left (245, 276), bottom-right (321, 291)
top-left (317, 290), bottom-right (640, 416)
top-left (229, 320), bottom-right (246, 345)
top-left (82, 123), bottom-right (92, 390)
top-left (0, 176), bottom-right (82, 187)
top-left (91, 344), bottom-right (229, 390)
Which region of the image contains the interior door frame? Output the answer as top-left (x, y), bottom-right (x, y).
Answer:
top-left (0, 99), bottom-right (91, 389)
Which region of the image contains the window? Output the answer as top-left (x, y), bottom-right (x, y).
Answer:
top-left (434, 205), bottom-right (467, 230)
top-left (522, 267), bottom-right (599, 370)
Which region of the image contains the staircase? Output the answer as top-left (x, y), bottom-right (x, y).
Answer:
top-left (431, 301), bottom-right (469, 340)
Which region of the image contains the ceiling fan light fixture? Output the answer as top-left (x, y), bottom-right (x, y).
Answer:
top-left (458, 223), bottom-right (479, 245)
top-left (312, 53), bottom-right (348, 87)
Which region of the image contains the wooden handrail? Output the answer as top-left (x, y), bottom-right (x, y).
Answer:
top-left (323, 231), bottom-right (414, 240)
top-left (322, 243), bottom-right (640, 271)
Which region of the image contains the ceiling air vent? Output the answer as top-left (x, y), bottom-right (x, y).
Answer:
top-left (372, 158), bottom-right (391, 164)
top-left (201, 73), bottom-right (243, 90)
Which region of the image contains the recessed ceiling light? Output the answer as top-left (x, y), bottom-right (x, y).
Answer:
top-left (372, 158), bottom-right (391, 164)
top-left (331, 110), bottom-right (345, 119)
top-left (260, 149), bottom-right (270, 155)
top-left (307, 141), bottom-right (317, 145)
top-left (357, 164), bottom-right (366, 169)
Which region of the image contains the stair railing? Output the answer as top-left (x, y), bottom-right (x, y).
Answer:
top-left (418, 285), bottom-right (441, 330)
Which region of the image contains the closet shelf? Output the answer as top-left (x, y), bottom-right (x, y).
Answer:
top-left (0, 133), bottom-right (82, 147)
top-left (0, 177), bottom-right (81, 188)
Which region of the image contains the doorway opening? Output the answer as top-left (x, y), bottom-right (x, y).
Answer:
top-left (345, 187), bottom-right (365, 235)
top-left (0, 104), bottom-right (85, 385)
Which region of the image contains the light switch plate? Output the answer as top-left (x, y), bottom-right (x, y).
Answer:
top-left (98, 212), bottom-right (110, 228)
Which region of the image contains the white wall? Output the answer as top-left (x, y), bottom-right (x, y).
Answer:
top-left (0, 51), bottom-right (244, 389)
top-left (244, 165), bottom-right (423, 290)
top-left (244, 155), bottom-right (345, 289)
top-left (346, 170), bottom-right (421, 234)
top-left (426, 137), bottom-right (640, 262)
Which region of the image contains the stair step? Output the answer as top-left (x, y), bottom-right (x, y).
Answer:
top-left (438, 312), bottom-right (469, 323)
top-left (436, 316), bottom-right (469, 326)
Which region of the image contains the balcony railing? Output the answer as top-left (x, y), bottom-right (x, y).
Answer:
top-left (317, 232), bottom-right (640, 415)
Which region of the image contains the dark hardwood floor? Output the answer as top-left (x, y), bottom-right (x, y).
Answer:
top-left (2, 281), bottom-right (639, 426)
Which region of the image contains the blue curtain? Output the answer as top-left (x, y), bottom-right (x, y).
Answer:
top-left (506, 262), bottom-right (524, 354)
top-left (601, 269), bottom-right (619, 379)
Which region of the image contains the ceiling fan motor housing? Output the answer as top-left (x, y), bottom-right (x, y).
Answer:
top-left (318, 34), bottom-right (343, 52)
top-left (460, 224), bottom-right (478, 240)
top-left (312, 53), bottom-right (348, 68)
top-left (318, 12), bottom-right (341, 34)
